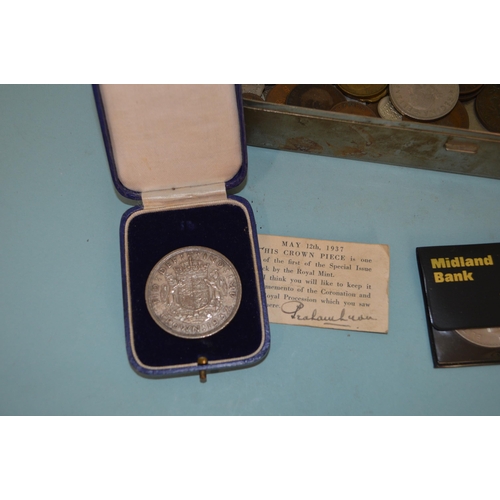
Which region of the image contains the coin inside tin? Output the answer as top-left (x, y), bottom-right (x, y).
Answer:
top-left (378, 96), bottom-right (403, 121)
top-left (266, 84), bottom-right (297, 104)
top-left (402, 101), bottom-right (469, 129)
top-left (145, 246), bottom-right (242, 339)
top-left (475, 85), bottom-right (500, 133)
top-left (389, 84), bottom-right (459, 121)
top-left (459, 84), bottom-right (483, 102)
top-left (286, 84), bottom-right (346, 110)
top-left (337, 84), bottom-right (388, 102)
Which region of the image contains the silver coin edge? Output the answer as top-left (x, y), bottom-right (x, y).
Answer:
top-left (455, 327), bottom-right (500, 348)
top-left (389, 84), bottom-right (459, 121)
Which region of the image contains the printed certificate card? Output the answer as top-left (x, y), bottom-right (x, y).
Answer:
top-left (258, 234), bottom-right (390, 333)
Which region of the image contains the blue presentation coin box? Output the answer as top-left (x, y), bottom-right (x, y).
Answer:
top-left (93, 84), bottom-right (270, 379)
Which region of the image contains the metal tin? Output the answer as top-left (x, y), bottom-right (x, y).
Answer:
top-left (243, 98), bottom-right (500, 180)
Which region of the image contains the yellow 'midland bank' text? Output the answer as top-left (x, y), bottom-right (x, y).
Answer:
top-left (431, 255), bottom-right (494, 283)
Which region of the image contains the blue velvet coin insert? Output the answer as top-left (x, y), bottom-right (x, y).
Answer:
top-left (122, 200), bottom-right (267, 373)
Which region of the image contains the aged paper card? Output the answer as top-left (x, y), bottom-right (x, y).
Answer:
top-left (258, 234), bottom-right (390, 333)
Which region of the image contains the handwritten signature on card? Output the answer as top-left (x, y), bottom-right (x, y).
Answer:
top-left (281, 301), bottom-right (377, 328)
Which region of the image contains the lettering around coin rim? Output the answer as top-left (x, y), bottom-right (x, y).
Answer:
top-left (145, 246), bottom-right (242, 339)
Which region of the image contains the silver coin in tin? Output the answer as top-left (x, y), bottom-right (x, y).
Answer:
top-left (389, 84), bottom-right (459, 121)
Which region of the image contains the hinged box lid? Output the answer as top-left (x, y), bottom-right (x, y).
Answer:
top-left (93, 84), bottom-right (247, 201)
top-left (93, 84), bottom-right (270, 379)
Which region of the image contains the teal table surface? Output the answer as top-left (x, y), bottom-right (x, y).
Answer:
top-left (1, 84), bottom-right (499, 416)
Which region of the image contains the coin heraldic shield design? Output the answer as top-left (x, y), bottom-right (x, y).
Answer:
top-left (145, 247), bottom-right (242, 339)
